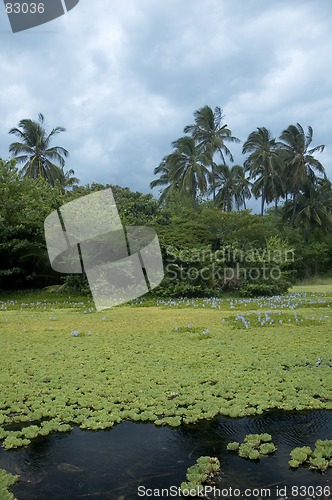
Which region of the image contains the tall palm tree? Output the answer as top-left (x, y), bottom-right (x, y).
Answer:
top-left (150, 158), bottom-right (176, 203)
top-left (283, 178), bottom-right (332, 241)
top-left (166, 136), bottom-right (210, 205)
top-left (279, 123), bottom-right (325, 224)
top-left (242, 127), bottom-right (284, 216)
top-left (184, 106), bottom-right (240, 200)
top-left (9, 113), bottom-right (69, 186)
top-left (214, 164), bottom-right (251, 211)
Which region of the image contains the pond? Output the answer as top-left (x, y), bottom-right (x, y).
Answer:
top-left (1, 410), bottom-right (331, 499)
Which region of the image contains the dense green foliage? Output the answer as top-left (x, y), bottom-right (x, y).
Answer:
top-left (151, 106), bottom-right (332, 233)
top-left (0, 159), bottom-right (63, 289)
top-left (1, 155), bottom-right (332, 296)
top-left (1, 106), bottom-right (332, 297)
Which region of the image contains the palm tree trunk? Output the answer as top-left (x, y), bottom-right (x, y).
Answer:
top-left (261, 177), bottom-right (267, 216)
top-left (291, 192), bottom-right (297, 226)
top-left (211, 162), bottom-right (216, 201)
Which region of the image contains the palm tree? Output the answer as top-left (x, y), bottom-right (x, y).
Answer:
top-left (9, 113), bottom-right (69, 186)
top-left (283, 178), bottom-right (332, 241)
top-left (279, 123), bottom-right (325, 225)
top-left (57, 168), bottom-right (80, 194)
top-left (166, 136), bottom-right (210, 205)
top-left (150, 158), bottom-right (176, 203)
top-left (184, 106), bottom-right (240, 200)
top-left (214, 164), bottom-right (251, 211)
top-left (242, 127), bottom-right (284, 216)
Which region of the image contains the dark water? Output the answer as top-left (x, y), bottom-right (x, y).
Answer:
top-left (0, 411), bottom-right (331, 499)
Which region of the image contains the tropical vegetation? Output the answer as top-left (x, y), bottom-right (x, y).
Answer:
top-left (8, 113), bottom-right (76, 188)
top-left (1, 109), bottom-right (331, 297)
top-left (151, 106), bottom-right (331, 238)
top-left (0, 110), bottom-right (331, 495)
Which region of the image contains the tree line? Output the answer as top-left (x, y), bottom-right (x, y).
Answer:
top-left (150, 105), bottom-right (332, 241)
top-left (1, 109), bottom-right (332, 295)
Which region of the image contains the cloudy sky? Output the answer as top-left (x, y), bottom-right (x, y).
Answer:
top-left (1, 0), bottom-right (332, 209)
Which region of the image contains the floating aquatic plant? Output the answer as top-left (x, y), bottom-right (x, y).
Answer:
top-left (227, 433), bottom-right (276, 460)
top-left (0, 468), bottom-right (18, 500)
top-left (180, 456), bottom-right (220, 497)
top-left (289, 440), bottom-right (332, 471)
top-left (0, 290), bottom-right (331, 449)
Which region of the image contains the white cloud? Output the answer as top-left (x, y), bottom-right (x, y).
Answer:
top-left (0, 0), bottom-right (331, 197)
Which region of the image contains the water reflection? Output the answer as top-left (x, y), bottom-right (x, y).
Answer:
top-left (0, 410), bottom-right (330, 499)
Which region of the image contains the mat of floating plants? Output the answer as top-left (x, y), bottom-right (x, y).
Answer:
top-left (0, 289), bottom-right (331, 452)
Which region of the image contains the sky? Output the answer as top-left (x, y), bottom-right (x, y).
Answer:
top-left (1, 0), bottom-right (332, 210)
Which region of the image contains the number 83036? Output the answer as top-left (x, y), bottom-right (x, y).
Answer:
top-left (5, 3), bottom-right (45, 14)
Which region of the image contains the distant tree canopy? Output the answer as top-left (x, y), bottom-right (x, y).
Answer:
top-left (151, 106), bottom-right (331, 240)
top-left (1, 106), bottom-right (332, 295)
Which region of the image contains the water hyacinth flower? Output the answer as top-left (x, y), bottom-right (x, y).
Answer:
top-left (71, 330), bottom-right (79, 337)
top-left (102, 316), bottom-right (107, 321)
top-left (235, 314), bottom-right (250, 329)
top-left (202, 329), bottom-right (210, 335)
top-left (87, 331), bottom-right (92, 335)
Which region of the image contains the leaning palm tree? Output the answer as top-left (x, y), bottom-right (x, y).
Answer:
top-left (214, 164), bottom-right (251, 211)
top-left (243, 127), bottom-right (284, 216)
top-left (166, 136), bottom-right (210, 205)
top-left (231, 165), bottom-right (252, 210)
top-left (284, 177), bottom-right (332, 241)
top-left (184, 106), bottom-right (240, 200)
top-left (9, 113), bottom-right (69, 186)
top-left (150, 158), bottom-right (177, 204)
top-left (279, 123), bottom-right (325, 225)
top-left (57, 168), bottom-right (80, 194)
